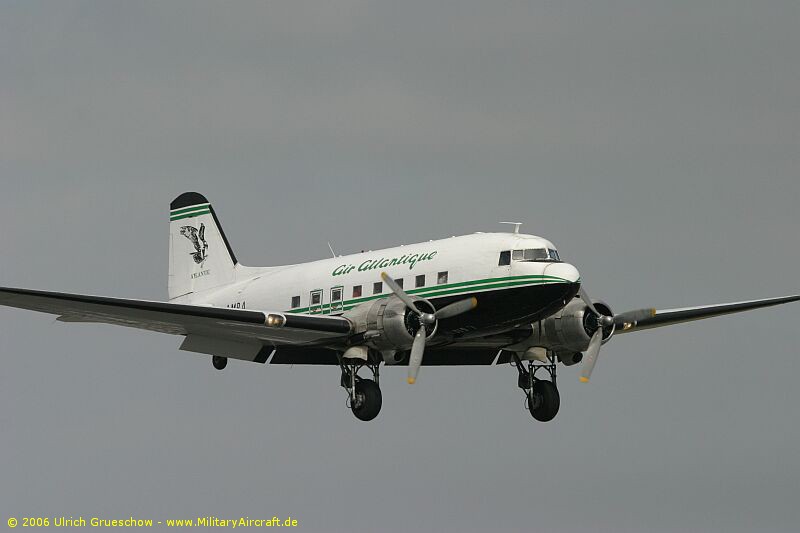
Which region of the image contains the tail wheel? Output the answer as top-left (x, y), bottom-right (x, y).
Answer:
top-left (351, 379), bottom-right (382, 421)
top-left (212, 356), bottom-right (228, 370)
top-left (527, 380), bottom-right (560, 422)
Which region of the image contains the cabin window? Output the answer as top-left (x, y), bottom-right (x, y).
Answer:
top-left (437, 271), bottom-right (448, 285)
top-left (373, 281), bottom-right (383, 294)
top-left (291, 295), bottom-right (300, 308)
top-left (352, 285), bottom-right (362, 298)
top-left (499, 250), bottom-right (511, 266)
top-left (330, 286), bottom-right (343, 312)
top-left (416, 274), bottom-right (425, 288)
top-left (309, 289), bottom-right (324, 314)
top-left (396, 278), bottom-right (404, 289)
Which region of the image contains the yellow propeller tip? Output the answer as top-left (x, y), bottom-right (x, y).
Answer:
top-left (407, 377), bottom-right (416, 384)
top-left (579, 377), bottom-right (590, 383)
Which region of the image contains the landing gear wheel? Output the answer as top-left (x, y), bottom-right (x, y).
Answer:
top-left (350, 379), bottom-right (382, 422)
top-left (212, 356), bottom-right (228, 370)
top-left (527, 380), bottom-right (560, 422)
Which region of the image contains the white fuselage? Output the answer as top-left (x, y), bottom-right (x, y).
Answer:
top-left (185, 233), bottom-right (580, 327)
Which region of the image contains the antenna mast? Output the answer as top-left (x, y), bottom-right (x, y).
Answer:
top-left (499, 221), bottom-right (522, 234)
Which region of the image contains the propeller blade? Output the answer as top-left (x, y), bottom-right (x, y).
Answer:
top-left (434, 297), bottom-right (478, 320)
top-left (577, 286), bottom-right (654, 380)
top-left (408, 327), bottom-right (426, 384)
top-left (580, 285), bottom-right (616, 328)
top-left (579, 328), bottom-right (604, 383)
top-left (381, 272), bottom-right (422, 315)
top-left (613, 308), bottom-right (656, 329)
top-left (578, 286), bottom-right (602, 317)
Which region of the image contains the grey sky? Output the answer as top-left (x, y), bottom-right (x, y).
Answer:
top-left (1, 2), bottom-right (798, 532)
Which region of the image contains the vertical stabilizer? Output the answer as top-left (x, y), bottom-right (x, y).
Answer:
top-left (168, 192), bottom-right (238, 301)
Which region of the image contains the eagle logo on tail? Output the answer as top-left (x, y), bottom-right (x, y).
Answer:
top-left (180, 223), bottom-right (209, 265)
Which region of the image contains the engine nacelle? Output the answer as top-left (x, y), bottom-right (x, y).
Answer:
top-left (343, 296), bottom-right (437, 354)
top-left (529, 298), bottom-right (615, 353)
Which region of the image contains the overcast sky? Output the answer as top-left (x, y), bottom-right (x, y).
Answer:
top-left (1, 2), bottom-right (799, 532)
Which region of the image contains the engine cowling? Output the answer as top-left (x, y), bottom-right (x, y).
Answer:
top-left (529, 298), bottom-right (615, 354)
top-left (343, 296), bottom-right (437, 357)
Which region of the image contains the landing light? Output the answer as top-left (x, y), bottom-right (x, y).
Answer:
top-left (266, 313), bottom-right (286, 328)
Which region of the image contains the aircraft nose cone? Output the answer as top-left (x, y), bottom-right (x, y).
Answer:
top-left (544, 262), bottom-right (581, 284)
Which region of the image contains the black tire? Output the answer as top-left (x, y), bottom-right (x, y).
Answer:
top-left (528, 380), bottom-right (560, 422)
top-left (212, 356), bottom-right (228, 370)
top-left (351, 379), bottom-right (382, 422)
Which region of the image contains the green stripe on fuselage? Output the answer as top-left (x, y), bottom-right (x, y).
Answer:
top-left (285, 274), bottom-right (572, 314)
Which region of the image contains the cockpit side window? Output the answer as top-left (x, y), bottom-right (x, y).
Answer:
top-left (498, 250), bottom-right (511, 266)
top-left (548, 249), bottom-right (560, 261)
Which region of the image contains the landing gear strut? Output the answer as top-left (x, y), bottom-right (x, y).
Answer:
top-left (512, 352), bottom-right (560, 422)
top-left (340, 362), bottom-right (382, 421)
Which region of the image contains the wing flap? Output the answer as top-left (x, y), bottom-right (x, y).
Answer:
top-left (179, 334), bottom-right (274, 363)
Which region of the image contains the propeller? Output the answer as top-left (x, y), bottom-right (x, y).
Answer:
top-left (577, 287), bottom-right (655, 383)
top-left (381, 272), bottom-right (478, 384)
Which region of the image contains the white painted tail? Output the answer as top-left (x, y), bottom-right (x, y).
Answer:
top-left (168, 192), bottom-right (238, 301)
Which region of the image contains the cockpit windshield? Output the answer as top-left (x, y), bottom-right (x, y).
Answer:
top-left (499, 248), bottom-right (561, 265)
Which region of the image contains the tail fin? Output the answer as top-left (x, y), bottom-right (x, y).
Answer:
top-left (168, 192), bottom-right (238, 301)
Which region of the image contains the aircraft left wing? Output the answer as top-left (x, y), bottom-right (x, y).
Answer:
top-left (614, 294), bottom-right (800, 333)
top-left (0, 287), bottom-right (352, 362)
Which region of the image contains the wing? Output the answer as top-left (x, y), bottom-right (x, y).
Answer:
top-left (0, 287), bottom-right (352, 363)
top-left (615, 294), bottom-right (800, 334)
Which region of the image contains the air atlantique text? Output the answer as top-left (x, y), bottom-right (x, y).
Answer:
top-left (332, 251), bottom-right (437, 276)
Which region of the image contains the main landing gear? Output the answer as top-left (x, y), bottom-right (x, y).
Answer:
top-left (340, 362), bottom-right (382, 422)
top-left (512, 352), bottom-right (560, 422)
